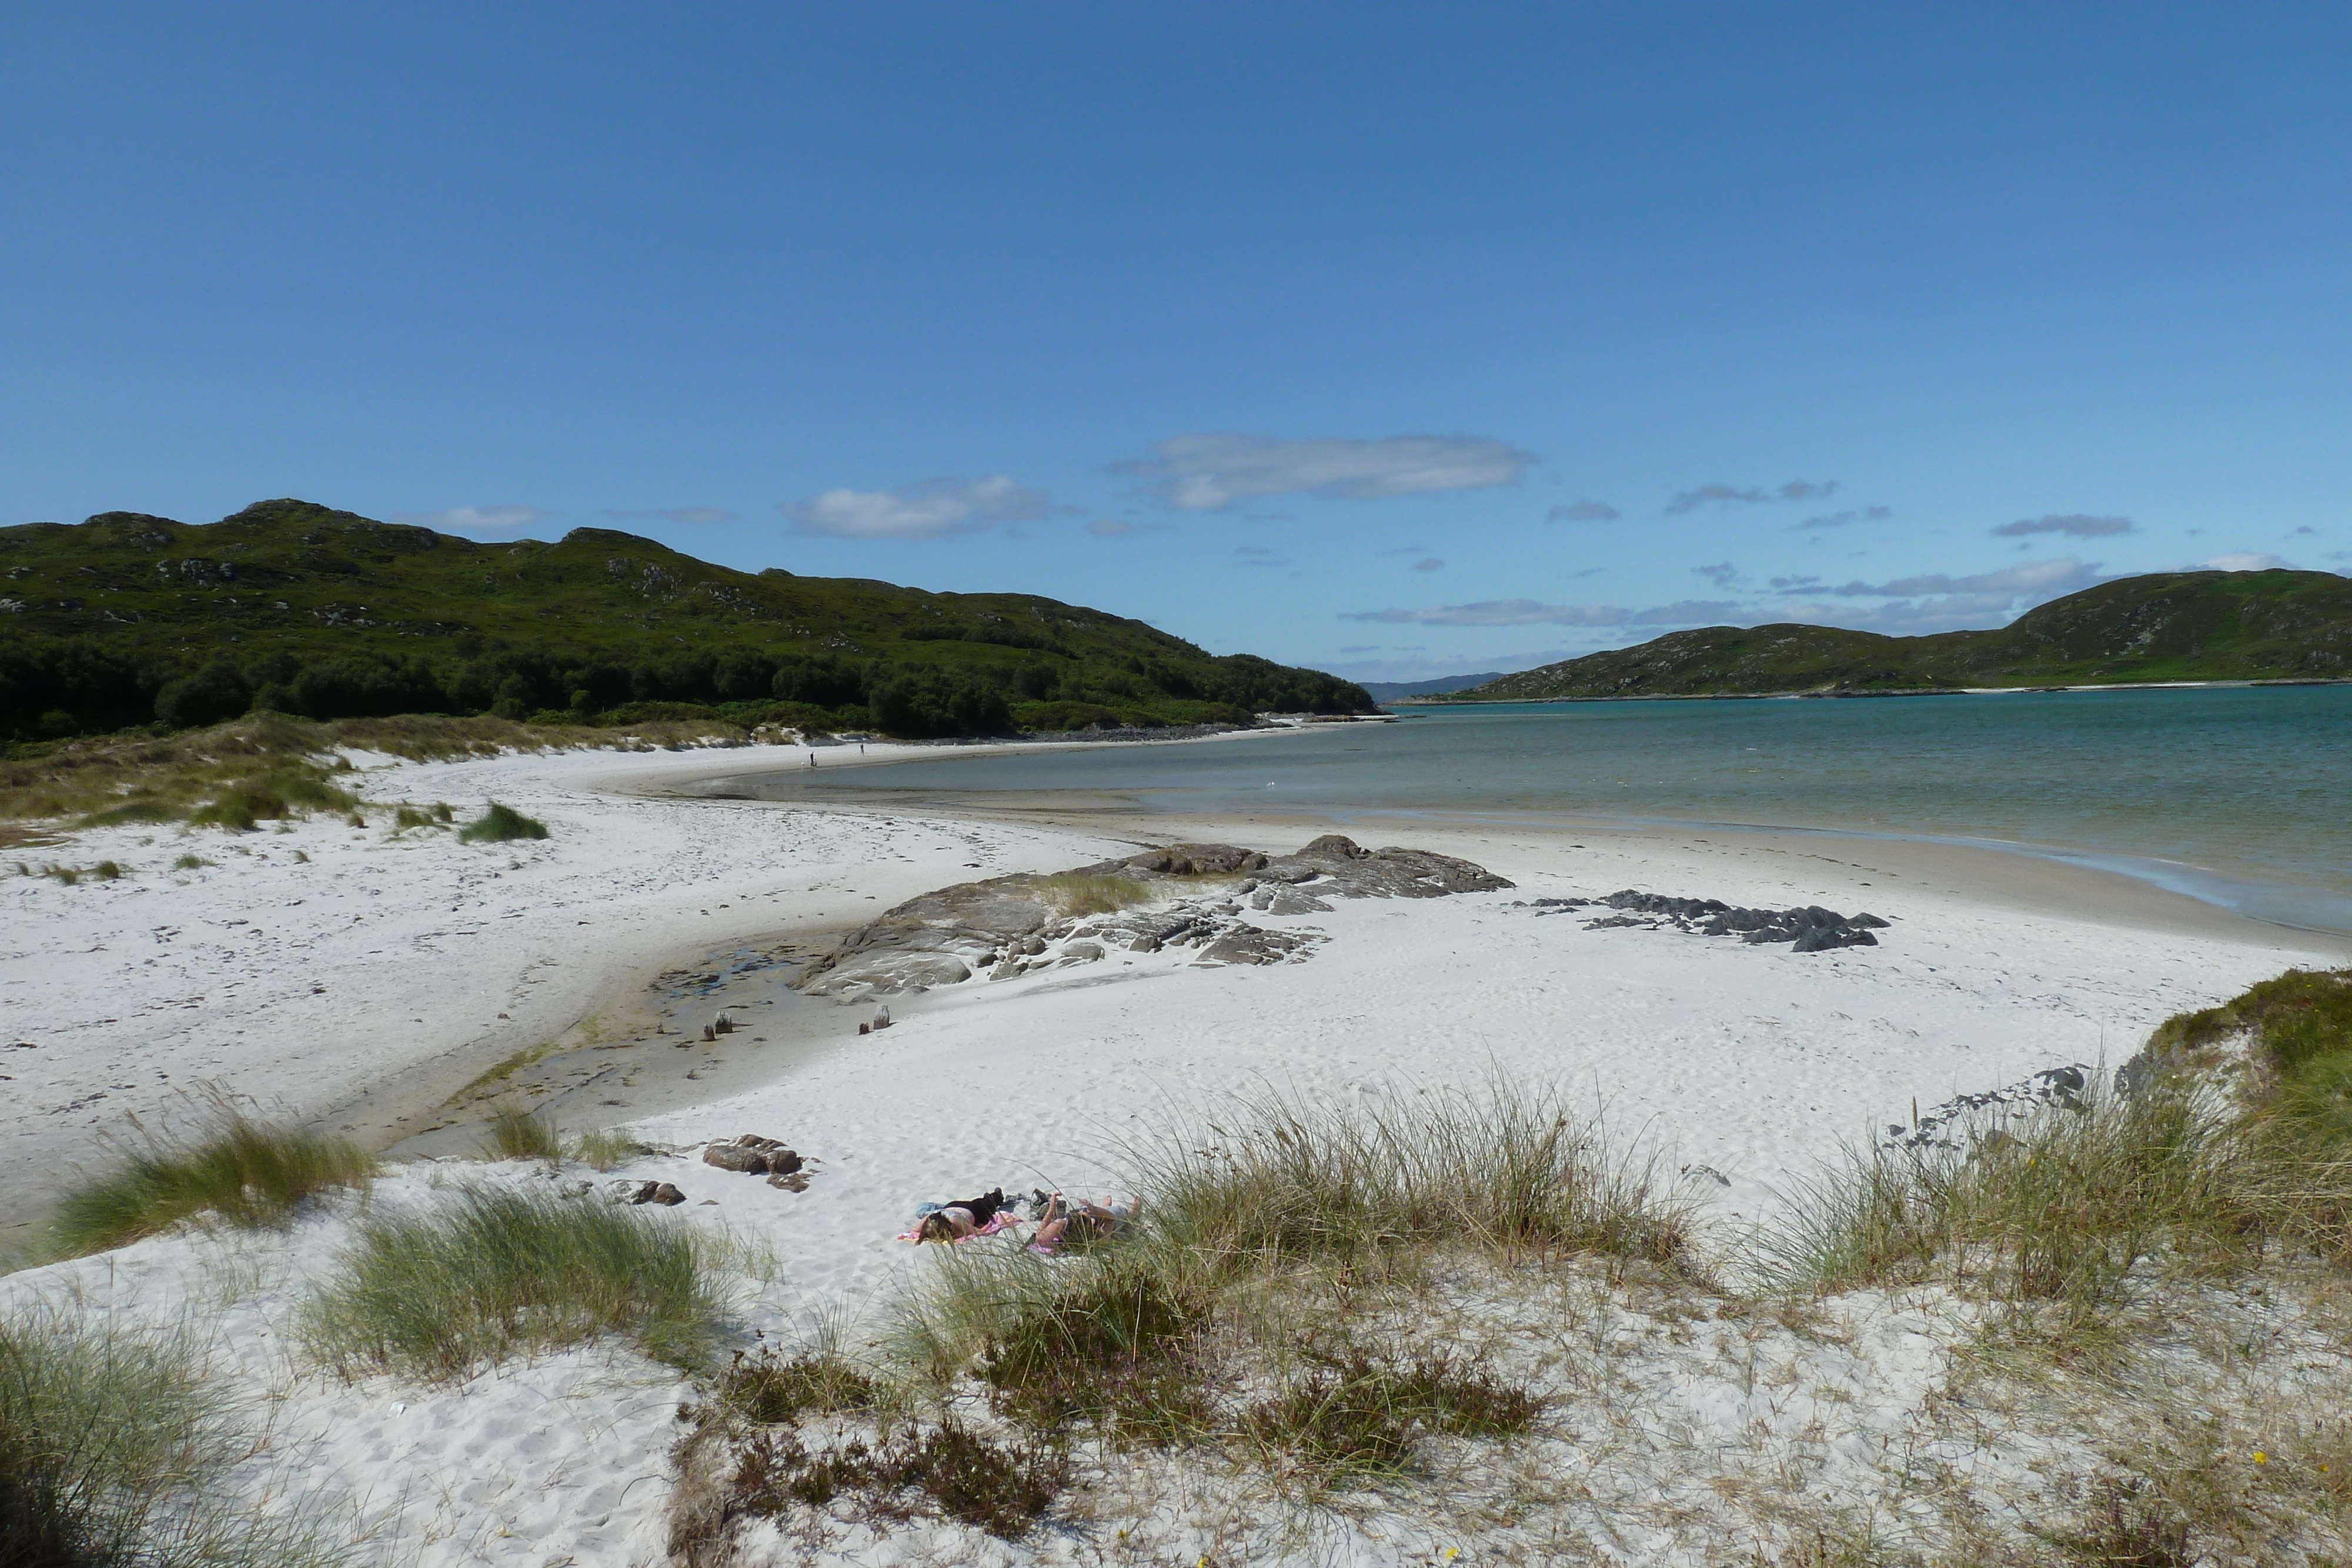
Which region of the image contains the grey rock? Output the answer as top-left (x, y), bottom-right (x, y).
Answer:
top-left (1195, 926), bottom-right (1324, 967)
top-left (1059, 940), bottom-right (1105, 964)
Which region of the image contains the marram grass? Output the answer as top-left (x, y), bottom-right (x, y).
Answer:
top-left (0, 1312), bottom-right (349, 1567)
top-left (303, 1187), bottom-right (721, 1379)
top-left (48, 1107), bottom-right (374, 1259)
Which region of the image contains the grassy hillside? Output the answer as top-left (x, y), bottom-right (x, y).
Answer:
top-left (0, 499), bottom-right (1370, 741)
top-left (1444, 570), bottom-right (2352, 701)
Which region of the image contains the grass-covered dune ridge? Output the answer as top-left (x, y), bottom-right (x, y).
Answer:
top-left (0, 497), bottom-right (1372, 741)
top-left (1443, 567), bottom-right (2352, 699)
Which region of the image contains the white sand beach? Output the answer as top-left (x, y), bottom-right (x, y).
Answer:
top-left (5, 731), bottom-right (2346, 1566)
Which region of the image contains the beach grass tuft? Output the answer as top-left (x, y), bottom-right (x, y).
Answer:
top-left (0, 1311), bottom-right (348, 1567)
top-left (459, 802), bottom-right (549, 842)
top-left (48, 1105), bottom-right (375, 1259)
top-left (571, 1125), bottom-right (652, 1171)
top-left (1033, 871), bottom-right (1148, 917)
top-left (302, 1186), bottom-right (721, 1379)
top-left (483, 1102), bottom-right (562, 1161)
top-left (1138, 1075), bottom-right (1693, 1274)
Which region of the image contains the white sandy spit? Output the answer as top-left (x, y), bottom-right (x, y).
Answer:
top-left (4, 735), bottom-right (2343, 1565)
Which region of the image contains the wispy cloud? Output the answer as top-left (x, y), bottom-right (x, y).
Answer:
top-left (1085, 517), bottom-right (1172, 537)
top-left (1341, 598), bottom-right (1742, 628)
top-left (394, 504), bottom-right (557, 537)
top-left (599, 506), bottom-right (742, 526)
top-left (2197, 551), bottom-right (2290, 571)
top-left (1117, 433), bottom-right (1535, 510)
top-left (1820, 557), bottom-right (2105, 600)
top-left (1663, 479), bottom-right (1836, 515)
top-left (782, 475), bottom-right (1052, 540)
top-left (1792, 506), bottom-right (1892, 531)
top-left (1235, 543), bottom-right (1289, 569)
top-left (1412, 557), bottom-right (1444, 572)
top-left (1547, 500), bottom-right (1619, 523)
top-left (1990, 513), bottom-right (2133, 538)
top-left (1692, 561), bottom-right (1745, 589)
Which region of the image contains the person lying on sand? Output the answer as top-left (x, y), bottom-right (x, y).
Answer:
top-left (1030, 1192), bottom-right (1138, 1253)
top-left (912, 1187), bottom-right (1011, 1243)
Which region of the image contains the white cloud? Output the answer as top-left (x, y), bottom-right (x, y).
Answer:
top-left (1821, 557), bottom-right (2104, 600)
top-left (782, 475), bottom-right (1051, 540)
top-left (1991, 513), bottom-right (2133, 538)
top-left (2196, 551), bottom-right (2290, 571)
top-left (1792, 506), bottom-right (1892, 531)
top-left (1119, 433), bottom-right (1535, 511)
top-left (600, 506), bottom-right (743, 526)
top-left (1664, 479), bottom-right (1836, 515)
top-left (394, 504), bottom-right (556, 537)
top-left (1085, 518), bottom-right (1173, 537)
top-left (1548, 500), bottom-right (1619, 523)
top-left (1692, 561), bottom-right (1744, 589)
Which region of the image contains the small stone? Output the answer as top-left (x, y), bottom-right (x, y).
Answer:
top-left (647, 1182), bottom-right (687, 1205)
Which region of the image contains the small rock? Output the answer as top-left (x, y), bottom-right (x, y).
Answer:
top-left (767, 1171), bottom-right (811, 1192)
top-left (1059, 940), bottom-right (1105, 964)
top-left (703, 1144), bottom-right (769, 1173)
top-left (647, 1182), bottom-right (686, 1206)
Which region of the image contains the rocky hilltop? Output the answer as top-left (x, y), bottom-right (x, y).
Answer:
top-left (1438, 569), bottom-right (2352, 701)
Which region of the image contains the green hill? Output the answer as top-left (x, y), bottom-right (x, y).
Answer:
top-left (1441, 570), bottom-right (2352, 701)
top-left (0, 499), bottom-right (1371, 741)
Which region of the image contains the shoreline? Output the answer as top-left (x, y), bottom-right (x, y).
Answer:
top-left (681, 739), bottom-right (2352, 947)
top-left (1386, 674), bottom-right (2352, 705)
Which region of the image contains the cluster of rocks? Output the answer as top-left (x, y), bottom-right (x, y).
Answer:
top-left (1527, 890), bottom-right (1891, 953)
top-left (798, 834), bottom-right (1512, 998)
top-left (700, 1133), bottom-right (810, 1191)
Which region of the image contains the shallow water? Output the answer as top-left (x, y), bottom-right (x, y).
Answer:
top-left (739, 686), bottom-right (2352, 935)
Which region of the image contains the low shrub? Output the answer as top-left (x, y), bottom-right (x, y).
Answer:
top-left (0, 1312), bottom-right (346, 1567)
top-left (48, 1107), bottom-right (375, 1258)
top-left (459, 802), bottom-right (549, 842)
top-left (723, 1419), bottom-right (1068, 1539)
top-left (719, 1345), bottom-right (879, 1423)
top-left (92, 860), bottom-right (123, 880)
top-left (44, 863), bottom-right (79, 885)
top-left (303, 1188), bottom-right (720, 1378)
top-left (483, 1104), bottom-right (562, 1161)
top-left (172, 852), bottom-right (213, 870)
top-left (1243, 1343), bottom-right (1541, 1483)
top-left (390, 805), bottom-right (440, 833)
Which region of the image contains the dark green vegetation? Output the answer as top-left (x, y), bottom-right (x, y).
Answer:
top-left (457, 801), bottom-right (548, 843)
top-left (302, 1188), bottom-right (721, 1378)
top-left (0, 498), bottom-right (1370, 740)
top-left (0, 1314), bottom-right (346, 1568)
top-left (1441, 570), bottom-right (2352, 700)
top-left (48, 1106), bottom-right (374, 1260)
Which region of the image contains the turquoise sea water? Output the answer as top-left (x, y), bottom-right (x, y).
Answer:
top-left (737, 687), bottom-right (2352, 936)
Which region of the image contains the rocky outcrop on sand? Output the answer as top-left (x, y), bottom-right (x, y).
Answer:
top-left (1527, 890), bottom-right (1891, 952)
top-left (797, 834), bottom-right (1511, 998)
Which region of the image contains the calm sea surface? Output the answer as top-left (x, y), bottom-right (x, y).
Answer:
top-left (739, 687), bottom-right (2352, 936)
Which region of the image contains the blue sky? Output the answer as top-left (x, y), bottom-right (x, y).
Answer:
top-left (4, 3), bottom-right (2347, 681)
